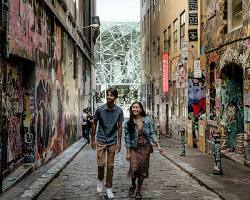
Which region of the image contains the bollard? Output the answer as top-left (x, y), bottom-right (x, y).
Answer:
top-left (180, 128), bottom-right (186, 156)
top-left (213, 133), bottom-right (223, 175)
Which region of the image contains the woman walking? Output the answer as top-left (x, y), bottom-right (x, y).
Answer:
top-left (124, 101), bottom-right (164, 199)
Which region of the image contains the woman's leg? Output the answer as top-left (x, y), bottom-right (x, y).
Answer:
top-left (132, 176), bottom-right (136, 188)
top-left (128, 175), bottom-right (137, 196)
top-left (137, 175), bottom-right (144, 192)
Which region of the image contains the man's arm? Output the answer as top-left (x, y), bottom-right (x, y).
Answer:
top-left (116, 122), bottom-right (122, 153)
top-left (91, 120), bottom-right (97, 149)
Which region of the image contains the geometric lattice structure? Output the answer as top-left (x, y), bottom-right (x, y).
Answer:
top-left (95, 22), bottom-right (141, 88)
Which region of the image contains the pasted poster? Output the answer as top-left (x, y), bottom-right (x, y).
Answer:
top-left (176, 62), bottom-right (187, 88)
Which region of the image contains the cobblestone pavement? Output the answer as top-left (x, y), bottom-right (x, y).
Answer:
top-left (37, 144), bottom-right (221, 200)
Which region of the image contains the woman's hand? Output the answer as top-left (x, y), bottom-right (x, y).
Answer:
top-left (155, 142), bottom-right (165, 156)
top-left (126, 153), bottom-right (131, 161)
top-left (158, 146), bottom-right (165, 156)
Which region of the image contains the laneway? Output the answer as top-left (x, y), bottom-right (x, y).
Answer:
top-left (37, 143), bottom-right (221, 200)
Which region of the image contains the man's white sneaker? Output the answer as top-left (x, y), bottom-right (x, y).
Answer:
top-left (97, 180), bottom-right (104, 193)
top-left (105, 188), bottom-right (115, 199)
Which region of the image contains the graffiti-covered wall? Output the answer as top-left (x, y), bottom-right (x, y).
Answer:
top-left (8, 0), bottom-right (50, 59)
top-left (205, 0), bottom-right (250, 156)
top-left (1, 0), bottom-right (92, 168)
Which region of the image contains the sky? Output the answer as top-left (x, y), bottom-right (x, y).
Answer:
top-left (97, 0), bottom-right (140, 22)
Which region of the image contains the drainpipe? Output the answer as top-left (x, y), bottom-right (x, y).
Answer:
top-left (2, 0), bottom-right (9, 58)
top-left (0, 64), bottom-right (3, 194)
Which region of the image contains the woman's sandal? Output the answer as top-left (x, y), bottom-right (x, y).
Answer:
top-left (135, 192), bottom-right (142, 199)
top-left (128, 186), bottom-right (136, 196)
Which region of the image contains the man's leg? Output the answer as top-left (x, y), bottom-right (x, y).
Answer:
top-left (85, 127), bottom-right (90, 143)
top-left (106, 144), bottom-right (116, 188)
top-left (82, 125), bottom-right (85, 138)
top-left (96, 143), bottom-right (106, 192)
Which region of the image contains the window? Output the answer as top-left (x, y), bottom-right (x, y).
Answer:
top-left (158, 0), bottom-right (160, 12)
top-left (180, 11), bottom-right (185, 48)
top-left (141, 19), bottom-right (144, 35)
top-left (147, 48), bottom-right (150, 68)
top-left (228, 0), bottom-right (243, 32)
top-left (157, 37), bottom-right (160, 56)
top-left (153, 0), bottom-right (156, 19)
top-left (153, 41), bottom-right (156, 63)
top-left (168, 25), bottom-right (171, 52)
top-left (163, 30), bottom-right (167, 52)
top-left (173, 19), bottom-right (178, 51)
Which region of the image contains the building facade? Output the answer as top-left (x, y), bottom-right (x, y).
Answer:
top-left (0, 0), bottom-right (99, 172)
top-left (204, 0), bottom-right (250, 165)
top-left (141, 0), bottom-right (250, 166)
top-left (140, 0), bottom-right (202, 144)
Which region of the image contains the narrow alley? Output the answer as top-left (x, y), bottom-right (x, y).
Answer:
top-left (1, 0), bottom-right (250, 199)
top-left (36, 143), bottom-right (220, 200)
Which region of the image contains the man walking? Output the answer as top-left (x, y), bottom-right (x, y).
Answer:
top-left (91, 88), bottom-right (124, 199)
top-left (80, 109), bottom-right (88, 141)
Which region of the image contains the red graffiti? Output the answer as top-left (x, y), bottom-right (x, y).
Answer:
top-left (9, 0), bottom-right (48, 59)
top-left (208, 52), bottom-right (220, 64)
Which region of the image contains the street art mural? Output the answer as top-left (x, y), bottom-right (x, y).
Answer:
top-left (188, 78), bottom-right (206, 120)
top-left (188, 77), bottom-right (206, 147)
top-left (3, 0), bottom-right (84, 169)
top-left (62, 35), bottom-right (79, 145)
top-left (206, 38), bottom-right (250, 153)
top-left (34, 49), bottom-right (68, 165)
top-left (8, 0), bottom-right (51, 60)
top-left (220, 64), bottom-right (244, 151)
top-left (23, 85), bottom-right (36, 163)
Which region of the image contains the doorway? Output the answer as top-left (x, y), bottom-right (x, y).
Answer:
top-left (166, 104), bottom-right (170, 137)
top-left (220, 62), bottom-right (244, 151)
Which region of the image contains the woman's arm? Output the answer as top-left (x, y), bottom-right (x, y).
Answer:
top-left (124, 123), bottom-right (132, 148)
top-left (149, 118), bottom-right (164, 155)
top-left (126, 148), bottom-right (131, 161)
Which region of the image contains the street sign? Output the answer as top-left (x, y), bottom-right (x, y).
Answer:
top-left (181, 42), bottom-right (188, 62)
top-left (188, 29), bottom-right (198, 41)
top-left (189, 13), bottom-right (198, 25)
top-left (188, 0), bottom-right (198, 10)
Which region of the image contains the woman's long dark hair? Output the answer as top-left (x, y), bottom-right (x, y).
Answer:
top-left (127, 102), bottom-right (147, 139)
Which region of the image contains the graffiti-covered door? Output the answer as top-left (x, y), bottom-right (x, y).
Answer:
top-left (220, 63), bottom-right (244, 150)
top-left (4, 63), bottom-right (25, 167)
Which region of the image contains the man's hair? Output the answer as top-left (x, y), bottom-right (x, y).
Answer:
top-left (106, 87), bottom-right (118, 98)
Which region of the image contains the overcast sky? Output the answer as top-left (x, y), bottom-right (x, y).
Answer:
top-left (97, 0), bottom-right (140, 22)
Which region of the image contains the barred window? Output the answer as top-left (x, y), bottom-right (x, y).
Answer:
top-left (228, 0), bottom-right (242, 32)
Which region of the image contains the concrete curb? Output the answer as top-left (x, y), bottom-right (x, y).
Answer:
top-left (162, 153), bottom-right (227, 200)
top-left (3, 163), bottom-right (34, 192)
top-left (18, 139), bottom-right (87, 200)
